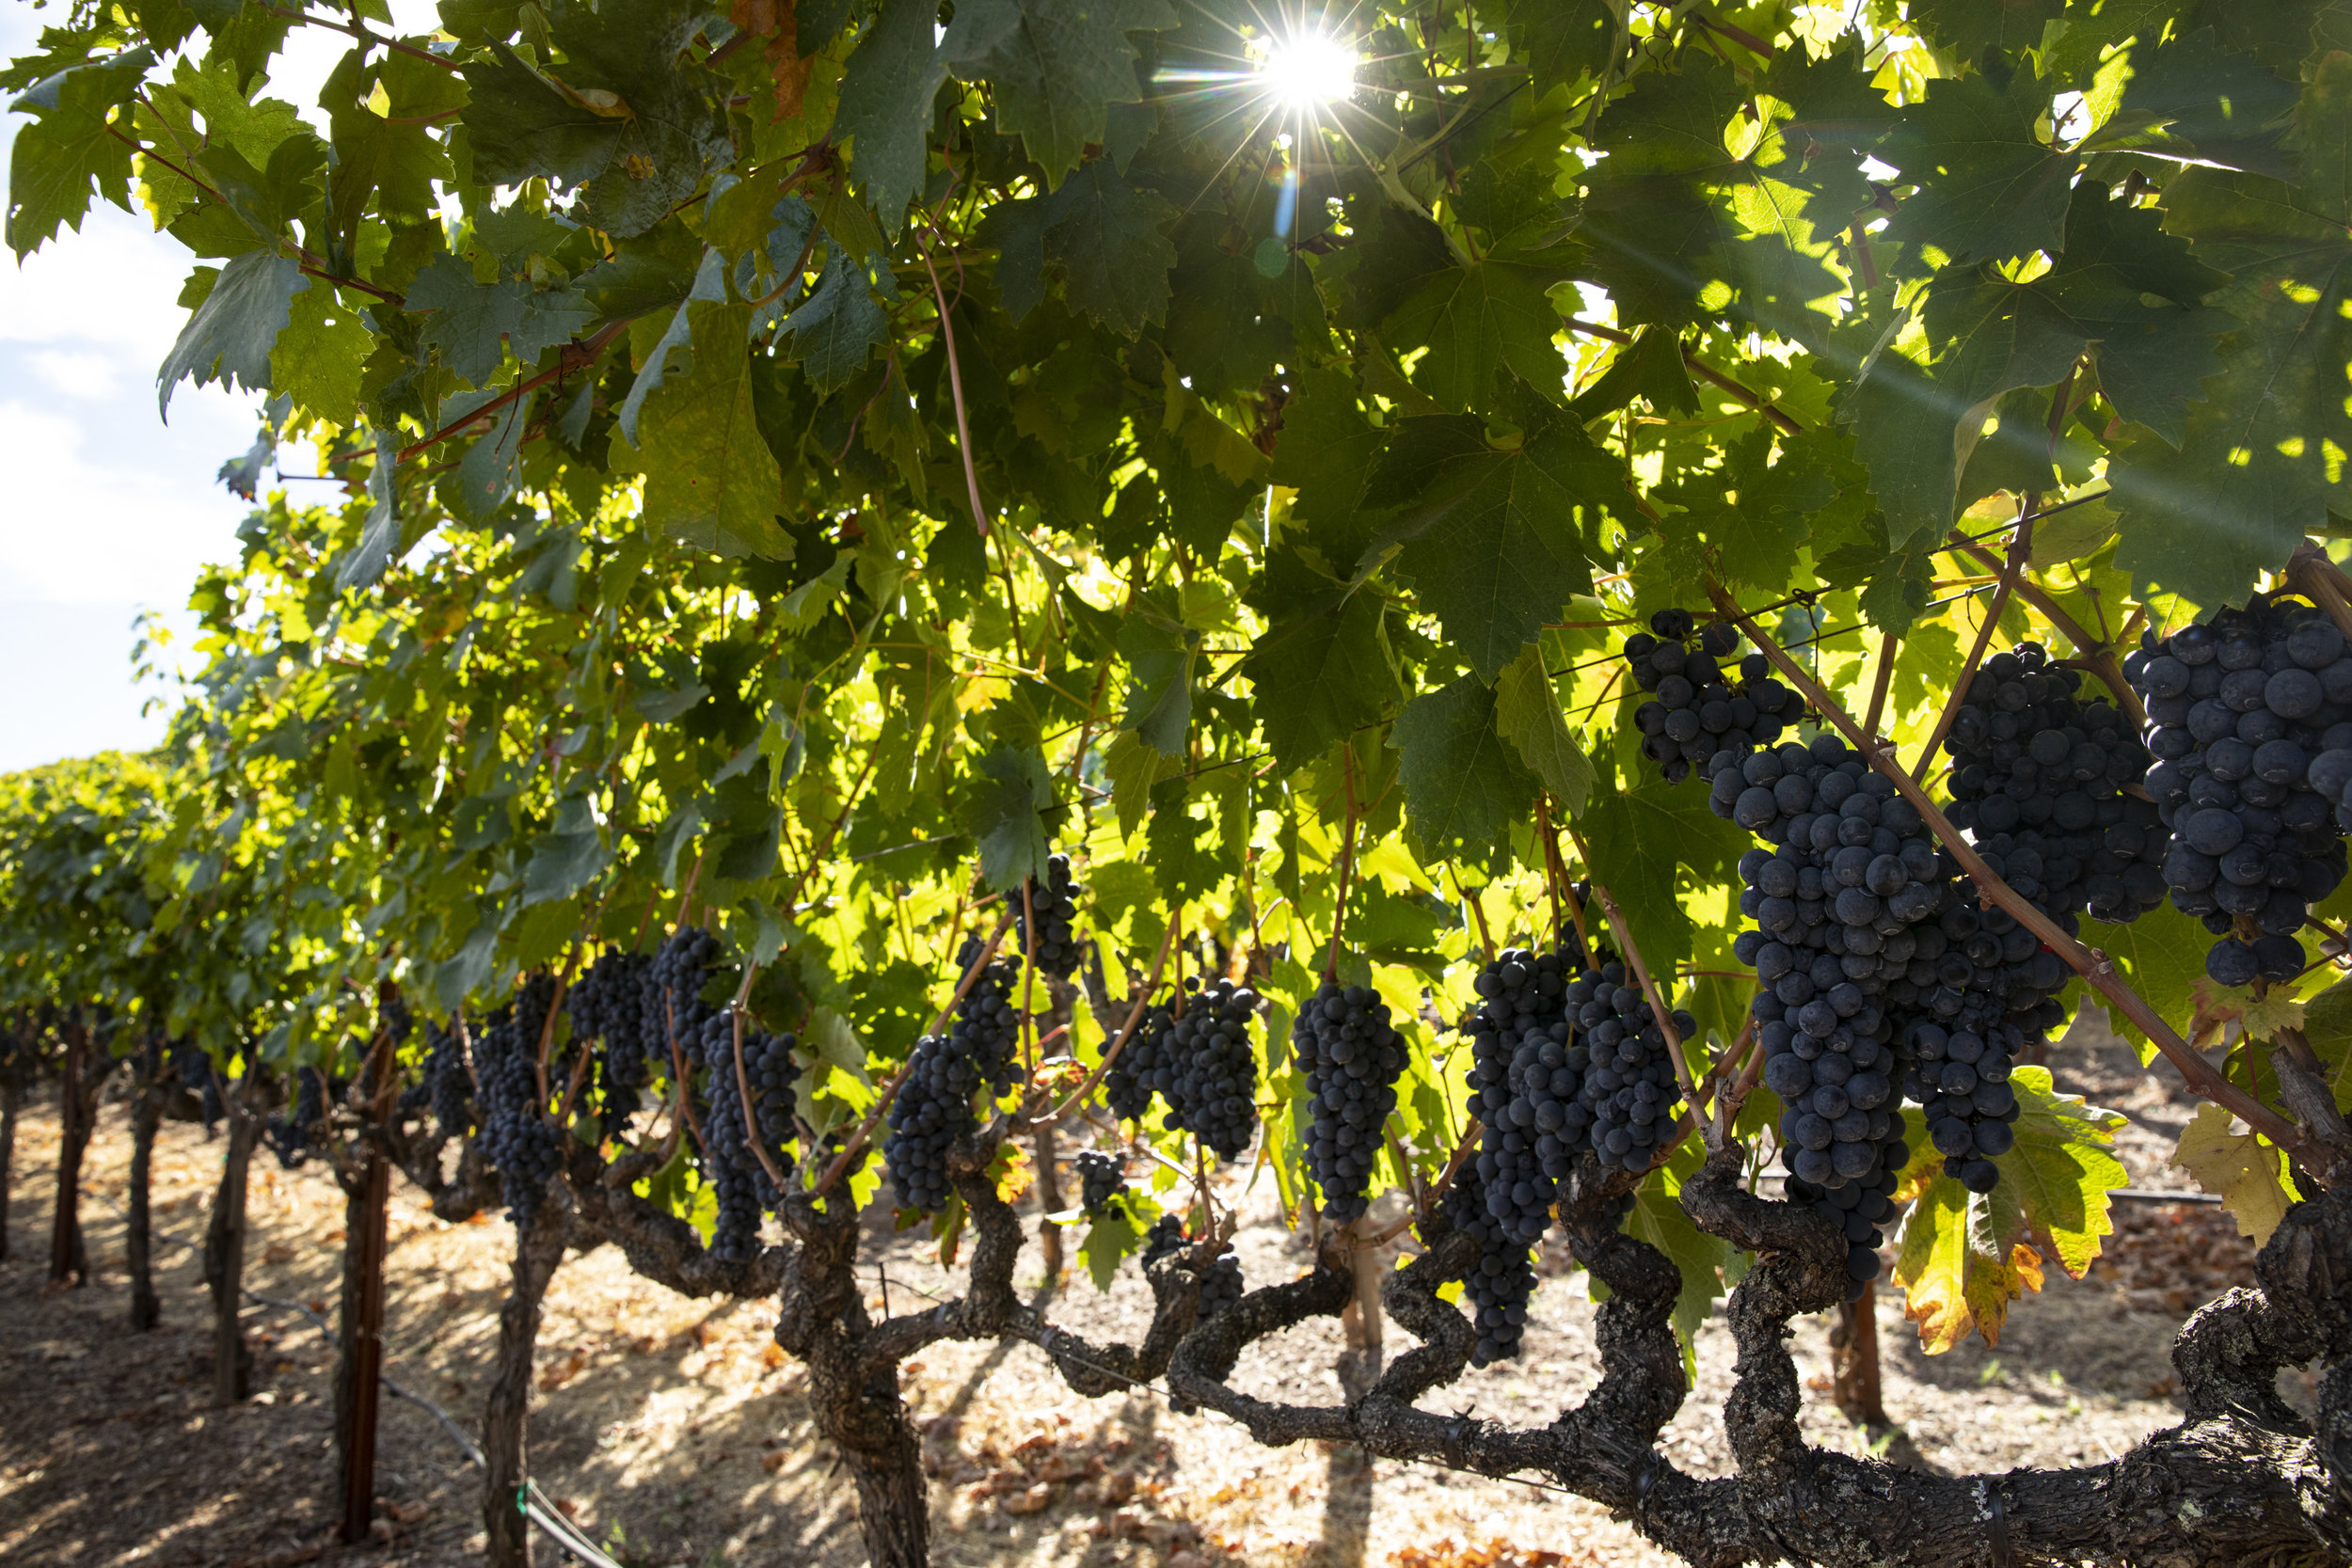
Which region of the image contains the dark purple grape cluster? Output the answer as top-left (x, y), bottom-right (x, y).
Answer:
top-left (181, 1044), bottom-right (223, 1130)
top-left (1784, 1168), bottom-right (1902, 1289)
top-left (882, 939), bottom-right (1024, 1213)
top-left (1016, 852), bottom-right (1085, 980)
top-left (1723, 735), bottom-right (1931, 1284)
top-left (567, 949), bottom-right (656, 1133)
top-left (693, 1011), bottom-right (786, 1260)
top-left (2130, 603), bottom-right (2350, 985)
top-left (1103, 976), bottom-right (1260, 1160)
top-left (647, 927), bottom-right (722, 1062)
top-left (477, 974), bottom-right (565, 1226)
top-left (1075, 1148), bottom-right (1127, 1214)
top-left (1941, 644), bottom-right (2167, 925)
top-left (1141, 1214), bottom-right (1241, 1319)
top-left (1627, 608), bottom-right (1805, 784)
top-left (265, 1066), bottom-right (327, 1168)
top-left (1291, 980), bottom-right (1408, 1222)
top-left (401, 1019), bottom-right (473, 1138)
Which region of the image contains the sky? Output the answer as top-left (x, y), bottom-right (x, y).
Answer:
top-left (0, 0), bottom-right (436, 773)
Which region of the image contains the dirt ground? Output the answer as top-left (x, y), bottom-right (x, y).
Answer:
top-left (0, 1009), bottom-right (2297, 1568)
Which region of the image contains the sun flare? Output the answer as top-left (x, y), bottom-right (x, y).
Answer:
top-left (1257, 28), bottom-right (1359, 110)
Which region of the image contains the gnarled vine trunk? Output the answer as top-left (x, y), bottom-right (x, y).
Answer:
top-left (0, 1073), bottom-right (19, 1264)
top-left (335, 1144), bottom-right (391, 1544)
top-left (48, 1033), bottom-right (91, 1286)
top-left (202, 1087), bottom-right (259, 1403)
top-left (125, 1072), bottom-right (164, 1330)
top-left (484, 1212), bottom-right (568, 1568)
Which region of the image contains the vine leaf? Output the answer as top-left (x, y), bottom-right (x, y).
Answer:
top-left (2110, 52), bottom-right (2352, 611)
top-left (1361, 415), bottom-right (1621, 682)
top-left (523, 797), bottom-right (612, 906)
top-left (961, 745), bottom-right (1053, 893)
top-left (983, 158), bottom-right (1181, 334)
top-left (1492, 643), bottom-right (1594, 815)
top-left (3, 46), bottom-right (155, 258)
top-left (2290, 977), bottom-right (2352, 1112)
top-left (1240, 557), bottom-right (1397, 774)
top-left (1876, 73), bottom-right (2078, 270)
top-left (628, 300), bottom-right (794, 558)
top-left (2171, 1101), bottom-right (2302, 1244)
top-left (1578, 777), bottom-right (1750, 975)
top-left (405, 255), bottom-right (596, 388)
top-left (1080, 1203), bottom-right (1146, 1291)
top-left (1986, 1065), bottom-right (2124, 1283)
top-left (1614, 1143), bottom-right (1725, 1375)
top-left (940, 0), bottom-right (1176, 186)
top-left (1892, 1164), bottom-right (2044, 1354)
top-left (1391, 674), bottom-right (1535, 861)
top-left (157, 251), bottom-right (304, 417)
top-left (1102, 730), bottom-right (1183, 842)
top-left (2070, 901), bottom-right (2210, 1065)
top-left (834, 0), bottom-right (950, 227)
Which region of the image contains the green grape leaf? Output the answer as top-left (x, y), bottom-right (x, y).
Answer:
top-left (405, 255), bottom-right (596, 388)
top-left (1145, 774), bottom-right (1238, 902)
top-left (269, 280), bottom-right (371, 427)
top-left (2101, 30), bottom-right (2298, 180)
top-left (1390, 675), bottom-right (1536, 861)
top-left (2071, 901), bottom-right (2210, 1065)
top-left (1625, 1143), bottom-right (1725, 1373)
top-left (459, 42), bottom-right (628, 190)
top-left (1080, 1202), bottom-right (1145, 1291)
top-left (1115, 614), bottom-right (1197, 755)
top-left (1361, 415), bottom-right (1620, 681)
top-left (778, 247), bottom-right (892, 394)
top-left (523, 797), bottom-right (612, 906)
top-left (1103, 729), bottom-right (1184, 842)
top-left (2290, 977), bottom-right (2352, 1114)
top-left (1241, 573), bottom-right (1397, 775)
top-left (2109, 54), bottom-right (2352, 612)
top-left (1906, 0), bottom-right (2061, 59)
top-left (1579, 776), bottom-right (1750, 975)
top-left (961, 745), bottom-right (1053, 893)
top-left (1383, 256), bottom-right (1568, 411)
top-left (5, 47), bottom-right (155, 257)
top-left (834, 0), bottom-right (949, 226)
top-left (1492, 642), bottom-right (1594, 815)
top-left (1042, 159), bottom-right (1180, 335)
top-left (157, 250), bottom-right (304, 417)
top-left (631, 300), bottom-right (794, 558)
top-left (1876, 74), bottom-right (2078, 270)
top-left (1510, 0), bottom-right (1613, 95)
top-left (940, 0), bottom-right (1175, 185)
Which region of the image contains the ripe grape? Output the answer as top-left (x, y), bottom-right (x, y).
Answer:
top-left (401, 1019), bottom-right (474, 1138)
top-left (1291, 980), bottom-right (1409, 1221)
top-left (476, 974), bottom-right (565, 1226)
top-left (1016, 852), bottom-right (1085, 980)
top-left (882, 939), bottom-right (1024, 1214)
top-left (566, 949), bottom-right (656, 1134)
top-left (1120, 976), bottom-right (1261, 1160)
top-left (1141, 1214), bottom-right (1241, 1319)
top-left (1627, 609), bottom-right (1807, 785)
top-left (693, 1011), bottom-right (771, 1259)
top-left (1075, 1148), bottom-right (1127, 1214)
top-left (266, 1066), bottom-right (327, 1169)
top-left (2132, 601), bottom-right (2349, 984)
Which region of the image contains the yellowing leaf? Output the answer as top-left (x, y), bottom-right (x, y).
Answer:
top-left (2238, 990), bottom-right (2308, 1042)
top-left (2170, 1101), bottom-right (2301, 1244)
top-left (1893, 1173), bottom-right (2043, 1353)
top-left (1990, 1066), bottom-right (2124, 1282)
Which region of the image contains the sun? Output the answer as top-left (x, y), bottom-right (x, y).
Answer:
top-left (1257, 27), bottom-right (1359, 110)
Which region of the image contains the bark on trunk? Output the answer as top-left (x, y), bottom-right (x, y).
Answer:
top-left (1830, 1282), bottom-right (1884, 1426)
top-left (126, 1078), bottom-right (164, 1330)
top-left (0, 1076), bottom-right (19, 1264)
top-left (843, 1377), bottom-right (931, 1568)
top-left (484, 1216), bottom-right (567, 1568)
top-left (336, 1147), bottom-right (391, 1544)
top-left (49, 1037), bottom-right (90, 1286)
top-left (204, 1099), bottom-right (259, 1404)
top-left (1034, 1121), bottom-right (1063, 1282)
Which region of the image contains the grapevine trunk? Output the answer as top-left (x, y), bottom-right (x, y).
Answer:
top-left (203, 1096), bottom-right (257, 1403)
top-left (126, 1076), bottom-right (162, 1331)
top-left (335, 1145), bottom-right (391, 1544)
top-left (483, 1212), bottom-right (566, 1568)
top-left (48, 1037), bottom-right (89, 1286)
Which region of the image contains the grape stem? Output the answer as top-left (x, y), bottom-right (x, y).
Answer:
top-left (1025, 915), bottom-right (1182, 1129)
top-left (1912, 514), bottom-right (2030, 784)
top-left (1712, 584), bottom-right (2325, 1160)
top-left (814, 912), bottom-right (1017, 1196)
top-left (534, 939), bottom-right (588, 1121)
top-left (731, 1006), bottom-right (790, 1192)
top-left (1561, 835), bottom-right (1713, 1151)
top-left (1326, 750), bottom-right (1360, 981)
top-left (1454, 864), bottom-right (1497, 966)
top-left (1861, 629), bottom-right (1899, 742)
top-left (664, 1005), bottom-right (710, 1164)
top-left (1946, 533), bottom-right (2147, 728)
top-left (2286, 545), bottom-right (2352, 647)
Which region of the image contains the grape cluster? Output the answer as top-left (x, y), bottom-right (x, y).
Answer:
top-left (180, 1046), bottom-right (223, 1130)
top-left (1075, 1148), bottom-right (1127, 1214)
top-left (1141, 1215), bottom-right (1242, 1319)
top-left (1627, 609), bottom-right (1806, 784)
top-left (1016, 852), bottom-right (1085, 980)
top-left (648, 927), bottom-right (722, 1059)
top-left (1103, 977), bottom-right (1260, 1159)
top-left (1291, 980), bottom-right (1408, 1222)
top-left (1785, 1169), bottom-right (1902, 1290)
top-left (693, 1011), bottom-right (787, 1260)
top-left (1941, 645), bottom-right (2166, 925)
top-left (882, 939), bottom-right (1024, 1213)
top-left (401, 1019), bottom-right (474, 1137)
top-left (476, 974), bottom-right (565, 1226)
top-left (568, 949), bottom-right (656, 1132)
top-left (265, 1066), bottom-right (327, 1168)
top-left (1721, 736), bottom-right (1931, 1280)
top-left (2130, 603), bottom-right (2352, 984)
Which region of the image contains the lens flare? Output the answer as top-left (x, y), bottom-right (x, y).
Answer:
top-left (1258, 28), bottom-right (1358, 109)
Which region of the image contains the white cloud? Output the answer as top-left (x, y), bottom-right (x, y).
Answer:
top-left (28, 348), bottom-right (119, 398)
top-left (0, 396), bottom-right (254, 607)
